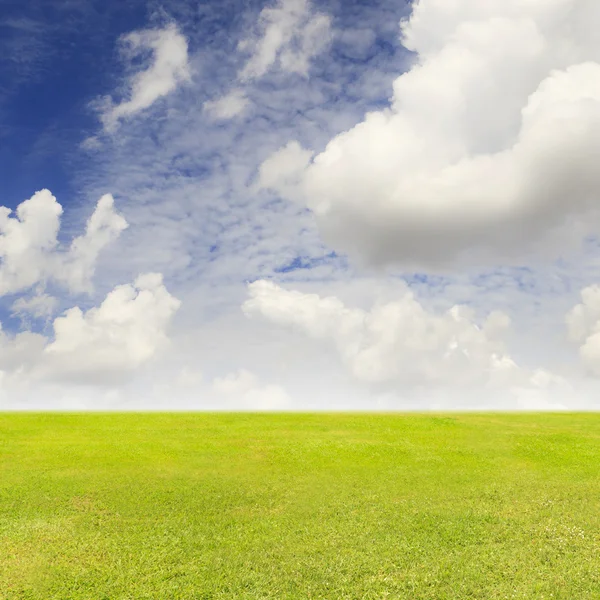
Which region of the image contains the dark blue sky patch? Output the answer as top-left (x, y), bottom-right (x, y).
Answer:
top-left (275, 251), bottom-right (342, 273)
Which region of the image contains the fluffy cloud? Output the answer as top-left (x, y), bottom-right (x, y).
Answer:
top-left (0, 327), bottom-right (47, 376)
top-left (0, 189), bottom-right (62, 296)
top-left (60, 194), bottom-right (129, 293)
top-left (243, 279), bottom-right (567, 396)
top-left (42, 273), bottom-right (181, 384)
top-left (0, 189), bottom-right (127, 300)
top-left (99, 24), bottom-right (190, 132)
top-left (261, 0), bottom-right (600, 267)
top-left (257, 140), bottom-right (313, 199)
top-left (566, 285), bottom-right (600, 376)
top-left (212, 368), bottom-right (291, 409)
top-left (0, 273), bottom-right (180, 389)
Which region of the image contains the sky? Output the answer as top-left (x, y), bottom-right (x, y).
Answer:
top-left (2, 0), bottom-right (600, 410)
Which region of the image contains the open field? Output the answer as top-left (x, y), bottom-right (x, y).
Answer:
top-left (1, 413), bottom-right (599, 599)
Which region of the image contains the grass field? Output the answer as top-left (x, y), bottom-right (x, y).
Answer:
top-left (1, 413), bottom-right (599, 599)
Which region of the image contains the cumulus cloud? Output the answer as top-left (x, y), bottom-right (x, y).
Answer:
top-left (260, 0), bottom-right (600, 267)
top-left (0, 189), bottom-right (62, 296)
top-left (566, 285), bottom-right (600, 377)
top-left (0, 189), bottom-right (127, 299)
top-left (257, 140), bottom-right (313, 198)
top-left (0, 327), bottom-right (47, 376)
top-left (0, 273), bottom-right (179, 389)
top-left (60, 194), bottom-right (129, 293)
top-left (99, 24), bottom-right (190, 132)
top-left (242, 279), bottom-right (572, 404)
top-left (243, 279), bottom-right (516, 388)
top-left (42, 273), bottom-right (181, 384)
top-left (212, 368), bottom-right (291, 409)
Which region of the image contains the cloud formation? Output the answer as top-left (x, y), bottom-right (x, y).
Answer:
top-left (261, 0), bottom-right (600, 267)
top-left (99, 24), bottom-right (190, 132)
top-left (238, 0), bottom-right (331, 81)
top-left (258, 140), bottom-right (313, 198)
top-left (43, 273), bottom-right (181, 384)
top-left (11, 293), bottom-right (58, 325)
top-left (243, 279), bottom-right (569, 403)
top-left (0, 273), bottom-right (181, 387)
top-left (61, 193), bottom-right (129, 293)
top-left (203, 89), bottom-right (249, 120)
top-left (204, 0), bottom-right (331, 120)
top-left (0, 189), bottom-right (127, 301)
top-left (566, 285), bottom-right (600, 377)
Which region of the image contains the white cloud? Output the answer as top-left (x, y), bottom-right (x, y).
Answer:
top-left (0, 189), bottom-right (62, 296)
top-left (61, 194), bottom-right (129, 293)
top-left (566, 285), bottom-right (600, 376)
top-left (204, 89), bottom-right (249, 120)
top-left (260, 0), bottom-right (600, 267)
top-left (99, 24), bottom-right (190, 132)
top-left (257, 140), bottom-right (313, 199)
top-left (0, 189), bottom-right (128, 299)
top-left (212, 368), bottom-right (291, 409)
top-left (243, 279), bottom-right (520, 388)
top-left (204, 0), bottom-right (331, 121)
top-left (0, 326), bottom-right (47, 375)
top-left (42, 273), bottom-right (181, 385)
top-left (238, 0), bottom-right (331, 81)
top-left (1, 272), bottom-right (180, 390)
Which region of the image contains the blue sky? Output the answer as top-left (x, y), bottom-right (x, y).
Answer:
top-left (0, 0), bottom-right (411, 286)
top-left (0, 0), bottom-right (143, 202)
top-left (1, 0), bottom-right (600, 409)
top-left (0, 0), bottom-right (408, 204)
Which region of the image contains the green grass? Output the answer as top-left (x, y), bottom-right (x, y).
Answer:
top-left (1, 413), bottom-right (600, 599)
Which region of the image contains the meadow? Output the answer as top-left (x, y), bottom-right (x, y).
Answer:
top-left (1, 412), bottom-right (599, 599)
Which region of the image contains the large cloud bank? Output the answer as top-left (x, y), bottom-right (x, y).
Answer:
top-left (243, 279), bottom-right (570, 406)
top-left (566, 285), bottom-right (600, 377)
top-left (261, 0), bottom-right (600, 267)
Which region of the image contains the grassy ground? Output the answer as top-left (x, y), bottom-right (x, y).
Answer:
top-left (1, 413), bottom-right (599, 599)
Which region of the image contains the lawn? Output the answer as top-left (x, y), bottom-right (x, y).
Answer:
top-left (0, 413), bottom-right (599, 599)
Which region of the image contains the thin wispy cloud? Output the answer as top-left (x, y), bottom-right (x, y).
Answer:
top-left (96, 23), bottom-right (191, 132)
top-left (204, 0), bottom-right (332, 120)
top-left (238, 0), bottom-right (331, 81)
top-left (203, 89), bottom-right (249, 120)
